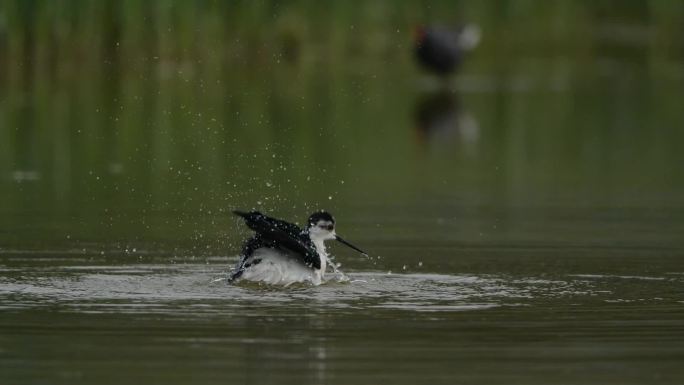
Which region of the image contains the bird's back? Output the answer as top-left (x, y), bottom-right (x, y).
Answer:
top-left (415, 27), bottom-right (466, 75)
top-left (232, 210), bottom-right (321, 269)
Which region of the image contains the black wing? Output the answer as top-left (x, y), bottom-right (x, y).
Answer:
top-left (233, 210), bottom-right (320, 269)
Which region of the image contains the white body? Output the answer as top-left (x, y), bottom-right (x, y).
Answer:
top-left (235, 235), bottom-right (330, 286)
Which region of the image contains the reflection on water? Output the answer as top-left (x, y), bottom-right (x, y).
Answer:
top-left (0, 262), bottom-right (595, 313)
top-left (414, 90), bottom-right (479, 151)
top-left (1, 250), bottom-right (680, 306)
top-left (2, 253), bottom-right (684, 384)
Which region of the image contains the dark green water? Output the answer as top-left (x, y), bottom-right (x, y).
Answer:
top-left (1, 1), bottom-right (684, 384)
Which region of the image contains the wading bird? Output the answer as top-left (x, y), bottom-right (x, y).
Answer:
top-left (230, 210), bottom-right (367, 286)
top-left (414, 24), bottom-right (481, 77)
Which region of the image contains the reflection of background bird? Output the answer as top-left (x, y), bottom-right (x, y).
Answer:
top-left (414, 24), bottom-right (481, 77)
top-left (414, 91), bottom-right (479, 148)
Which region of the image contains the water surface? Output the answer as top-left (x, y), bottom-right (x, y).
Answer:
top-left (2, 1), bottom-right (684, 384)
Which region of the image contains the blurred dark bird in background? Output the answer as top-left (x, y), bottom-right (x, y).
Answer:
top-left (414, 24), bottom-right (481, 77)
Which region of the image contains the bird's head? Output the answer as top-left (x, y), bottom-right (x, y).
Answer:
top-left (307, 211), bottom-right (368, 256)
top-left (307, 211), bottom-right (337, 241)
top-left (412, 25), bottom-right (427, 44)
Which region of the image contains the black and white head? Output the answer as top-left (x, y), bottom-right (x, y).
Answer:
top-left (306, 211), bottom-right (367, 255)
top-left (307, 211), bottom-right (337, 241)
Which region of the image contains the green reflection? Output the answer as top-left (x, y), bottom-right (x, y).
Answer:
top-left (0, 1), bottom-right (683, 245)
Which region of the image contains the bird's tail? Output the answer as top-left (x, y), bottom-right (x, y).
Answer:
top-left (232, 210), bottom-right (250, 218)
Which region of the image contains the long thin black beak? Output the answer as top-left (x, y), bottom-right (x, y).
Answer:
top-left (335, 235), bottom-right (368, 256)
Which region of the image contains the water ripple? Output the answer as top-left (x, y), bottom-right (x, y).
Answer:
top-left (0, 263), bottom-right (644, 315)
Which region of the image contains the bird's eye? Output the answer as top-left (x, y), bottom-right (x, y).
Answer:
top-left (326, 224), bottom-right (334, 231)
